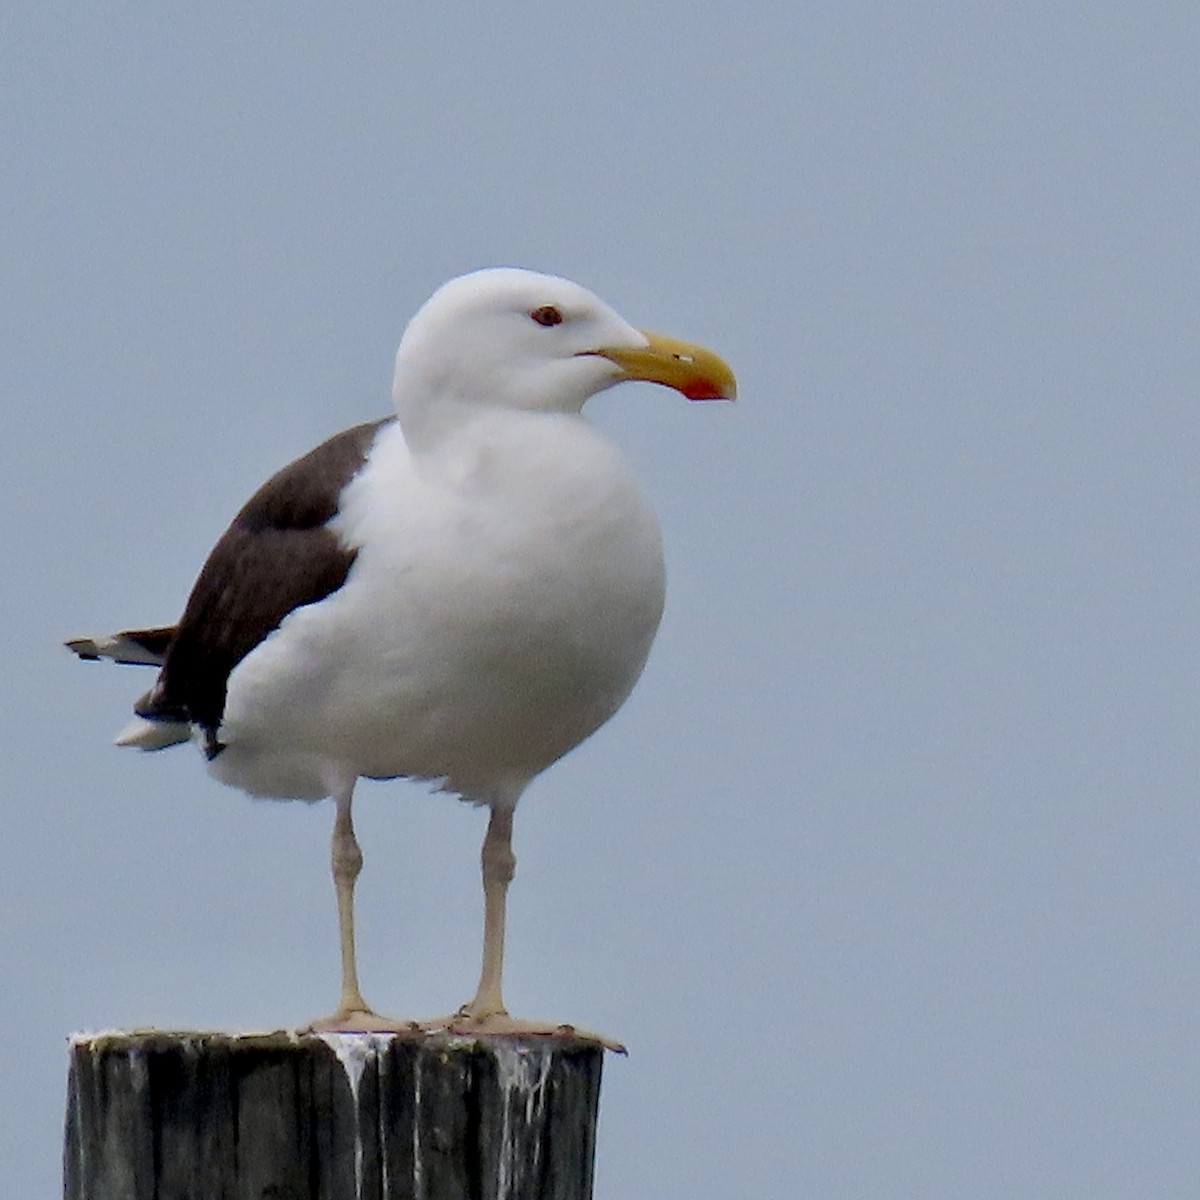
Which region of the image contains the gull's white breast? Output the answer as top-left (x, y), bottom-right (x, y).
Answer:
top-left (210, 412), bottom-right (666, 804)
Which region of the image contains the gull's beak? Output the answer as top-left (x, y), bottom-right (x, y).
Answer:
top-left (587, 331), bottom-right (737, 401)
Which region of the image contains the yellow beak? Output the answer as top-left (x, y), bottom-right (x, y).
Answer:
top-left (587, 331), bottom-right (737, 401)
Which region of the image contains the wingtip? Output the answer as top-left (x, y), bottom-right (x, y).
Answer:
top-left (114, 716), bottom-right (191, 751)
top-left (64, 629), bottom-right (174, 667)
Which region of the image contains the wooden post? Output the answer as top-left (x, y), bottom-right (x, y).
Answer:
top-left (64, 1030), bottom-right (604, 1200)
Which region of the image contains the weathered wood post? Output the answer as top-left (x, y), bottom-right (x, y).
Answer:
top-left (64, 1031), bottom-right (604, 1200)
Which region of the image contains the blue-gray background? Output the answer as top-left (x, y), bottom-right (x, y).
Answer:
top-left (4, 4), bottom-right (1198, 1196)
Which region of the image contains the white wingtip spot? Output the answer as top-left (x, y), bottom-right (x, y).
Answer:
top-left (114, 716), bottom-right (191, 750)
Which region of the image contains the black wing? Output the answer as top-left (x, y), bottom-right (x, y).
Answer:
top-left (138, 418), bottom-right (394, 751)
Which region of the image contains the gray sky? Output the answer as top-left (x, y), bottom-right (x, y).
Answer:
top-left (5, 3), bottom-right (1199, 1196)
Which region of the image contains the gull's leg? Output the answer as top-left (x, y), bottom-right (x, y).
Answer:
top-left (417, 804), bottom-right (623, 1049)
top-left (303, 777), bottom-right (419, 1033)
top-left (330, 779), bottom-right (371, 1018)
top-left (462, 805), bottom-right (515, 1020)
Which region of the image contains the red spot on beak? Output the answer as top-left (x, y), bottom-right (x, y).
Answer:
top-left (683, 378), bottom-right (729, 401)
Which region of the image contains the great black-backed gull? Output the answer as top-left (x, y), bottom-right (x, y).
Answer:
top-left (68, 267), bottom-right (736, 1039)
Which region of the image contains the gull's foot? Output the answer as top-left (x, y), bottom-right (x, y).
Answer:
top-left (419, 1008), bottom-right (626, 1053)
top-left (301, 1005), bottom-right (423, 1035)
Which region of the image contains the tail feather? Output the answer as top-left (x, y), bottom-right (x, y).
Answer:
top-left (65, 625), bottom-right (177, 667)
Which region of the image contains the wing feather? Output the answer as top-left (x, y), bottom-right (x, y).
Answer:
top-left (138, 418), bottom-right (394, 747)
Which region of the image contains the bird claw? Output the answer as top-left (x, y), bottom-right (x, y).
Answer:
top-left (416, 1009), bottom-right (626, 1052)
top-left (301, 1007), bottom-right (423, 1035)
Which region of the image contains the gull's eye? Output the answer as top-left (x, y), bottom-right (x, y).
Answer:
top-left (529, 305), bottom-right (563, 327)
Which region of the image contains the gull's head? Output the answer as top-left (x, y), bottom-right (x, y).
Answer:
top-left (393, 268), bottom-right (736, 427)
